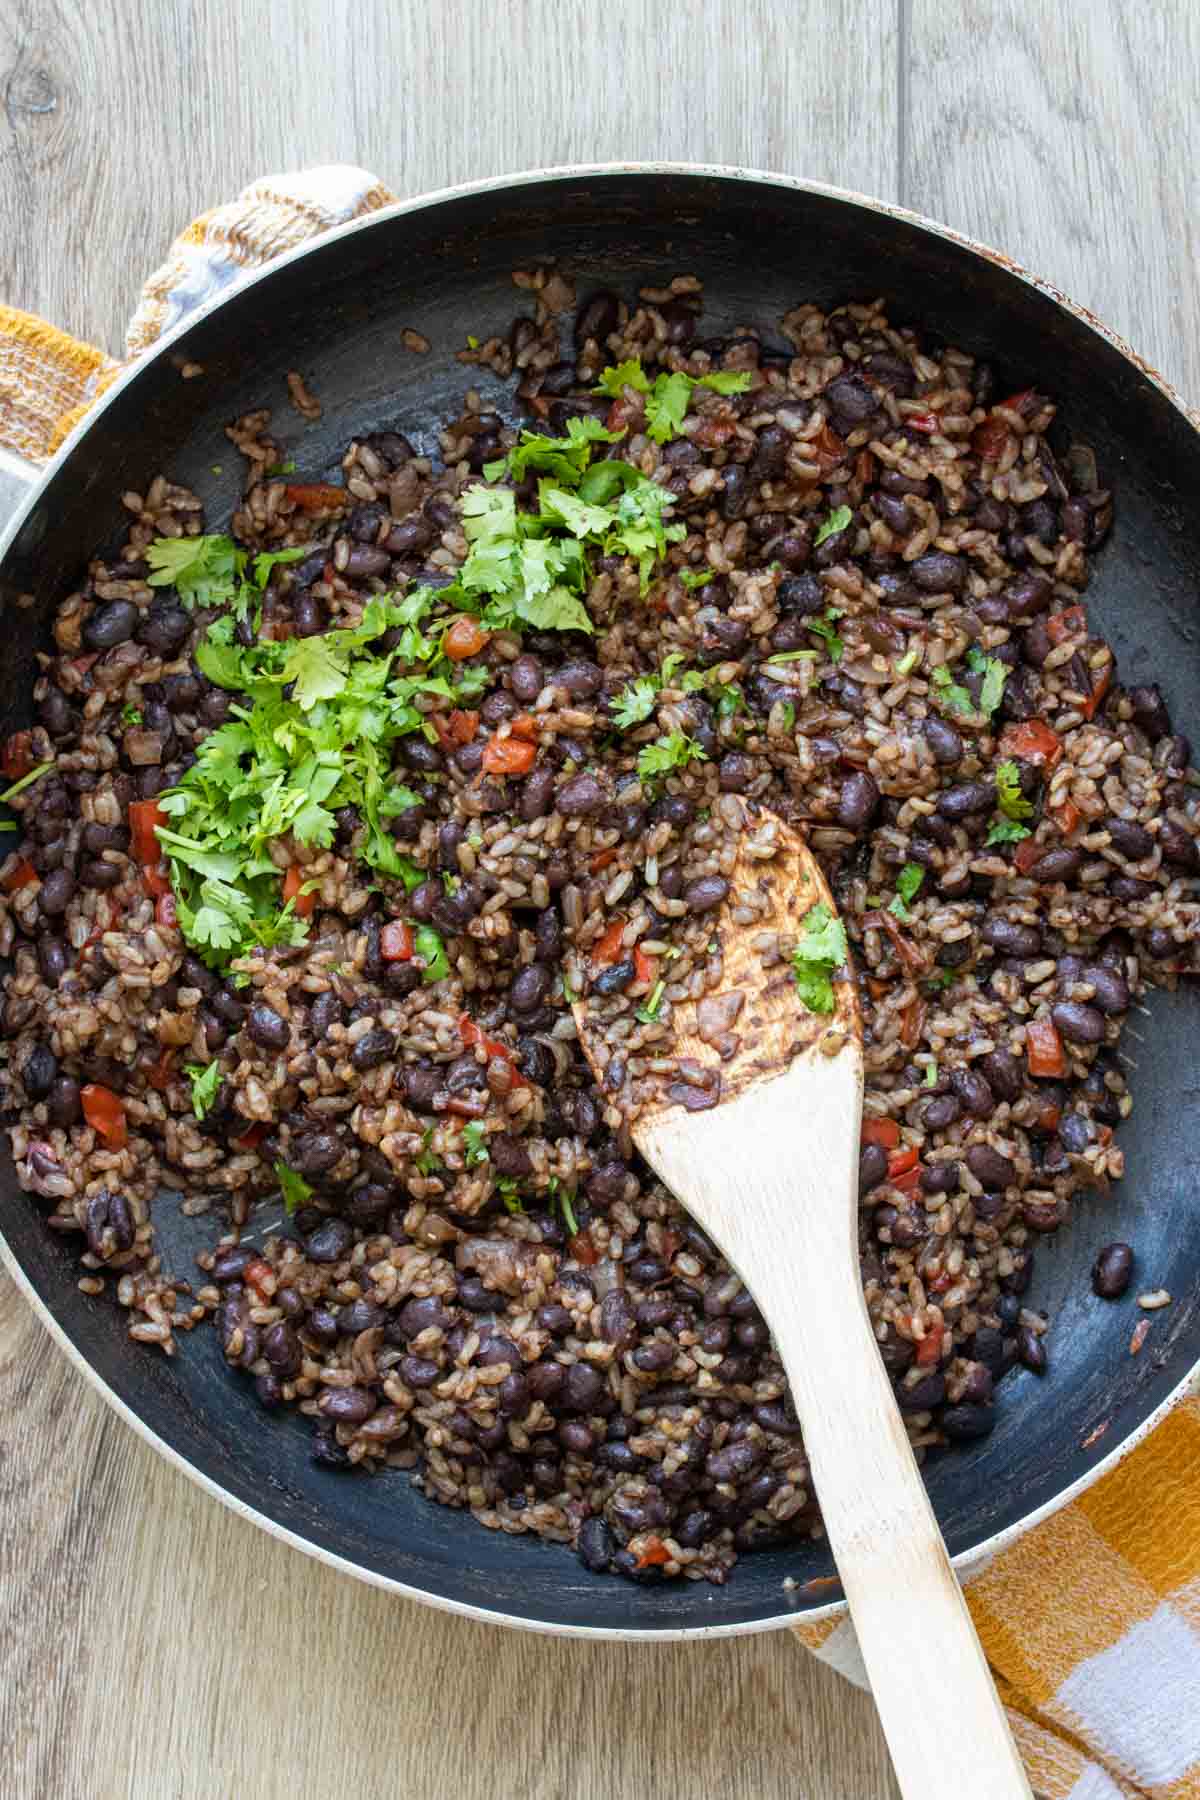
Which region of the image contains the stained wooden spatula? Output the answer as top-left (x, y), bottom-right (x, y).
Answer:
top-left (573, 810), bottom-right (1031, 1800)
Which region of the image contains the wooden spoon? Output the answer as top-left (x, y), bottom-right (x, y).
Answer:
top-left (573, 810), bottom-right (1031, 1800)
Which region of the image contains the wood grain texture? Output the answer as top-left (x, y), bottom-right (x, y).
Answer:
top-left (904, 0), bottom-right (1200, 403)
top-left (0, 3), bottom-right (902, 1796)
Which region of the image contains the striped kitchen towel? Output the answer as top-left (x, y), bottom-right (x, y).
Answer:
top-left (1, 168), bottom-right (1198, 1800)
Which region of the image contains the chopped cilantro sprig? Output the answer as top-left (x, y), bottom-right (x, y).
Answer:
top-left (791, 903), bottom-right (849, 1014)
top-left (592, 358), bottom-right (753, 444)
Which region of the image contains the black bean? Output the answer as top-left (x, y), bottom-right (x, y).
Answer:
top-left (1145, 926), bottom-right (1177, 960)
top-left (38, 688), bottom-right (76, 738)
top-left (553, 1361), bottom-right (602, 1415)
top-left (1016, 1327), bottom-right (1047, 1375)
top-left (950, 1067), bottom-right (996, 1120)
top-left (575, 1514), bottom-right (615, 1574)
top-left (834, 770), bottom-right (878, 833)
top-left (349, 1028), bottom-right (396, 1072)
top-left (318, 1386), bottom-right (376, 1424)
top-left (136, 598), bottom-right (191, 656)
top-left (911, 552), bottom-right (965, 594)
top-left (824, 372), bottom-right (876, 426)
top-left (874, 492), bottom-right (912, 535)
top-left (263, 1321), bottom-right (301, 1375)
top-left (963, 1144), bottom-right (1014, 1189)
top-left (21, 1043), bottom-right (58, 1101)
top-left (1128, 683), bottom-right (1171, 740)
top-left (509, 962), bottom-right (551, 1015)
top-left (43, 1073), bottom-right (81, 1129)
top-left (598, 1290), bottom-right (637, 1349)
top-left (291, 1131), bottom-right (343, 1177)
top-left (937, 781), bottom-right (995, 821)
top-left (38, 867), bottom-right (75, 916)
top-left (1161, 821), bottom-right (1200, 871)
top-left (574, 289), bottom-right (620, 348)
top-left (1092, 1242), bottom-right (1134, 1299)
top-left (304, 1218), bottom-right (354, 1264)
top-left (553, 658), bottom-right (602, 700)
top-left (556, 772), bottom-right (605, 818)
top-left (922, 1094), bottom-right (961, 1131)
top-left (940, 1403), bottom-right (996, 1442)
top-left (719, 466), bottom-right (749, 520)
top-left (981, 915), bottom-right (1042, 957)
top-left (916, 717), bottom-right (962, 770)
top-left (307, 990), bottom-right (344, 1040)
top-left (675, 875), bottom-right (725, 919)
top-left (1057, 1111), bottom-right (1095, 1154)
top-left (36, 936), bottom-right (68, 989)
top-left (1084, 964), bottom-right (1129, 1015)
top-left (1104, 816), bottom-right (1153, 860)
top-left (80, 859), bottom-right (122, 891)
top-left (1003, 572), bottom-right (1053, 620)
top-left (897, 1372), bottom-right (946, 1412)
top-left (82, 599), bottom-right (138, 650)
top-left (706, 1439), bottom-right (764, 1484)
top-left (749, 423), bottom-right (791, 480)
top-left (977, 1048), bottom-right (1023, 1102)
top-left (631, 1341), bottom-right (674, 1375)
top-left (245, 1003), bottom-right (290, 1051)
top-left (1051, 1000), bottom-right (1105, 1045)
top-left (859, 1142), bottom-right (888, 1195)
top-left (1028, 847), bottom-right (1082, 884)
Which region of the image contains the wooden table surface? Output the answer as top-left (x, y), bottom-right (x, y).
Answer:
top-left (2, 3), bottom-right (1198, 1795)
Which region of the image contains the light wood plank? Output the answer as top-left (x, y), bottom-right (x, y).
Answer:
top-left (904, 0), bottom-right (1200, 402)
top-left (0, 2), bottom-right (901, 1795)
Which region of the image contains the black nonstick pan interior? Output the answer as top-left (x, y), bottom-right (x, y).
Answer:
top-left (1, 168), bottom-right (1197, 1635)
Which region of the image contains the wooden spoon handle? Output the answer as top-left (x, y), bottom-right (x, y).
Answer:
top-left (639, 1056), bottom-right (1031, 1800)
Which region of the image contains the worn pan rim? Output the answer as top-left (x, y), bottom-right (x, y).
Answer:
top-left (1, 158), bottom-right (1197, 1640)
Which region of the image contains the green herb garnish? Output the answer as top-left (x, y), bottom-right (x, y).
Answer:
top-left (185, 1061), bottom-right (221, 1120)
top-left (967, 645), bottom-right (1009, 717)
top-left (276, 1160), bottom-right (313, 1214)
top-left (0, 760), bottom-right (53, 804)
top-left (462, 1121), bottom-right (489, 1166)
top-left (593, 358), bottom-right (752, 444)
top-left (265, 460), bottom-right (297, 476)
top-left (791, 902), bottom-right (848, 1014)
top-left (414, 924), bottom-right (449, 983)
top-left (888, 861), bottom-right (925, 920)
top-left (995, 759), bottom-right (1034, 822)
top-left (985, 817), bottom-right (1032, 847)
top-left (637, 731), bottom-right (709, 787)
top-left (813, 505), bottom-right (852, 548)
top-left (808, 609), bottom-right (844, 662)
top-left (679, 568), bottom-right (715, 590)
top-left (497, 1176), bottom-right (524, 1215)
top-left (122, 703), bottom-right (143, 726)
top-left (923, 1061), bottom-right (938, 1088)
top-left (636, 977), bottom-right (666, 1024)
top-left (931, 664), bottom-right (973, 717)
top-left (894, 646), bottom-right (919, 677)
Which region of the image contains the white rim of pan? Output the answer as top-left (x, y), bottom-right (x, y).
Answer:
top-left (2, 159), bottom-right (1197, 1641)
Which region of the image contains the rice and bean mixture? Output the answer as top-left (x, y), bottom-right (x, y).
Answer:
top-left (3, 271), bottom-right (1197, 1588)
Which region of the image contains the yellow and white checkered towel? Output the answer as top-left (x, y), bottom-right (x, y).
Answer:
top-left (1, 168), bottom-right (1198, 1800)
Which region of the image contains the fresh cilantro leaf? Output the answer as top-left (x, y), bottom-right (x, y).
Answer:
top-left (925, 968), bottom-right (954, 992)
top-left (807, 610), bottom-right (844, 662)
top-left (995, 759), bottom-right (1034, 822)
top-left (280, 634), bottom-right (350, 709)
top-left (146, 534), bottom-right (242, 609)
top-left (551, 1183), bottom-right (579, 1236)
top-left (698, 370), bottom-right (754, 397)
top-left (414, 924), bottom-right (449, 983)
top-left (493, 416), bottom-right (623, 484)
top-left (985, 817), bottom-right (1032, 846)
top-left (637, 731), bottom-right (708, 786)
top-left (893, 646), bottom-right (920, 677)
top-left (497, 1177), bottom-right (524, 1215)
top-left (593, 360), bottom-right (752, 446)
top-left (780, 701), bottom-right (796, 731)
top-left (265, 460), bottom-right (297, 476)
top-left (512, 584), bottom-right (594, 635)
top-left (275, 1160), bottom-right (313, 1214)
top-left (121, 703), bottom-right (143, 726)
top-left (888, 862), bottom-right (925, 920)
top-left (462, 1121), bottom-right (489, 1166)
top-left (679, 568), bottom-right (715, 590)
top-left (185, 1061), bottom-right (221, 1120)
top-left (611, 676), bottom-right (659, 729)
top-left (713, 682), bottom-right (745, 720)
top-left (791, 902), bottom-right (848, 1015)
top-left (813, 505), bottom-right (853, 547)
top-left (967, 646), bottom-right (1009, 717)
top-left (644, 372), bottom-right (694, 444)
top-left (593, 359), bottom-right (650, 397)
top-left (252, 546), bottom-right (309, 588)
top-left (931, 664), bottom-right (973, 716)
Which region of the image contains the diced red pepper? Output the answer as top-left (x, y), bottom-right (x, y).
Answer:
top-left (143, 863), bottom-right (172, 900)
top-left (155, 891), bottom-right (178, 929)
top-left (1, 731), bottom-right (33, 780)
top-left (589, 847), bottom-right (617, 875)
top-left (1034, 1102), bottom-right (1061, 1134)
top-left (282, 864), bottom-right (316, 919)
top-left (243, 1257), bottom-right (276, 1300)
top-left (928, 1269), bottom-right (954, 1294)
top-left (1046, 605), bottom-right (1087, 646)
top-left (891, 1164), bottom-right (922, 1194)
top-left (129, 798), bottom-right (166, 864)
top-left (905, 411), bottom-right (939, 435)
top-left (1080, 662), bottom-right (1112, 720)
top-left (634, 1536), bottom-right (673, 1570)
top-left (569, 1230), bottom-right (600, 1266)
top-left (591, 919), bottom-right (627, 965)
top-left (443, 709), bottom-right (480, 747)
top-left (861, 1116), bottom-right (901, 1150)
top-left (1013, 835), bottom-right (1045, 876)
top-left (233, 1121), bottom-right (269, 1151)
top-left (1026, 1017), bottom-right (1066, 1079)
top-left (1, 858), bottom-right (39, 894)
top-left (998, 388), bottom-right (1038, 418)
top-left (146, 1047), bottom-right (176, 1092)
top-left (509, 714), bottom-right (539, 743)
top-left (457, 1013), bottom-right (529, 1087)
top-left (867, 907), bottom-right (926, 973)
top-left (81, 1083), bottom-right (127, 1149)
top-left (854, 449), bottom-right (876, 486)
top-left (443, 617), bottom-right (490, 661)
top-left (633, 945), bottom-right (656, 986)
top-left (971, 416), bottom-right (1011, 461)
top-left (481, 734), bottom-right (537, 776)
top-left (915, 1323), bottom-right (944, 1367)
top-left (285, 482), bottom-right (347, 512)
top-left (887, 1146), bottom-right (919, 1181)
top-left (998, 720), bottom-right (1063, 769)
top-left (1051, 799), bottom-right (1082, 837)
top-left (381, 920), bottom-right (414, 961)
top-left (811, 422), bottom-right (847, 472)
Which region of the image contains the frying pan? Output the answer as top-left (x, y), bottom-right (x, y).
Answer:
top-left (1, 164), bottom-right (1197, 1639)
